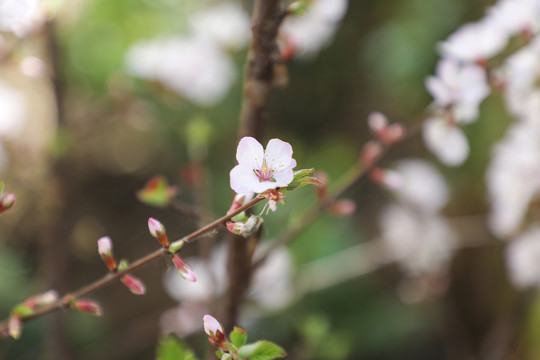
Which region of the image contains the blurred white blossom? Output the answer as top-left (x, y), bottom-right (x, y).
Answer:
top-left (125, 36), bottom-right (236, 106)
top-left (506, 227), bottom-right (540, 288)
top-left (380, 204), bottom-right (456, 276)
top-left (486, 0), bottom-right (540, 36)
top-left (280, 0), bottom-right (348, 59)
top-left (163, 244), bottom-right (294, 311)
top-left (423, 116), bottom-right (470, 167)
top-left (0, 0), bottom-right (46, 37)
top-left (0, 81), bottom-right (27, 139)
top-left (501, 38), bottom-right (540, 117)
top-left (392, 159), bottom-right (449, 213)
top-left (425, 59), bottom-right (490, 124)
top-left (190, 2), bottom-right (250, 50)
top-left (487, 120), bottom-right (540, 238)
top-left (438, 18), bottom-right (508, 62)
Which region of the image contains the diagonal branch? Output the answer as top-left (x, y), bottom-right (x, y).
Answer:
top-left (0, 196), bottom-right (264, 335)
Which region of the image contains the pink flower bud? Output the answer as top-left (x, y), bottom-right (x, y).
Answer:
top-left (73, 299), bottom-right (102, 316)
top-left (203, 315), bottom-right (226, 348)
top-left (8, 316), bottom-right (21, 339)
top-left (23, 290), bottom-right (59, 309)
top-left (97, 236), bottom-right (117, 272)
top-left (121, 274), bottom-right (146, 295)
top-left (383, 123), bottom-right (405, 145)
top-left (360, 141), bottom-right (383, 167)
top-left (327, 199), bottom-right (356, 216)
top-left (368, 111), bottom-right (388, 133)
top-left (148, 217), bottom-right (169, 248)
top-left (172, 255), bottom-right (197, 282)
top-left (227, 221), bottom-right (245, 235)
top-left (0, 193), bottom-right (15, 213)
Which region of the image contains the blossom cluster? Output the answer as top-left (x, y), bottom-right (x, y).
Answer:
top-left (125, 2), bottom-right (250, 106)
top-left (421, 0), bottom-right (540, 289)
top-left (423, 0), bottom-right (540, 167)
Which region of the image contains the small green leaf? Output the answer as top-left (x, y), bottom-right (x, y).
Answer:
top-left (285, 169), bottom-right (323, 191)
top-left (230, 326), bottom-right (247, 348)
top-left (11, 304), bottom-right (34, 317)
top-left (231, 211), bottom-right (249, 223)
top-left (215, 350), bottom-right (224, 358)
top-left (156, 334), bottom-right (199, 360)
top-left (0, 181), bottom-right (4, 198)
top-left (238, 341), bottom-right (287, 360)
top-left (137, 175), bottom-right (177, 207)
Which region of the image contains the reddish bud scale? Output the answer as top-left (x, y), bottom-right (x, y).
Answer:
top-left (101, 256), bottom-right (117, 272)
top-left (314, 171), bottom-right (329, 202)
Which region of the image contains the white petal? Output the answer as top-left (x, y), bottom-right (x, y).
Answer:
top-left (423, 117), bottom-right (469, 166)
top-left (236, 136), bottom-right (264, 169)
top-left (425, 77), bottom-right (452, 106)
top-left (265, 138), bottom-right (294, 170)
top-left (272, 159), bottom-right (297, 187)
top-left (230, 164), bottom-right (260, 194)
top-left (251, 180), bottom-right (280, 194)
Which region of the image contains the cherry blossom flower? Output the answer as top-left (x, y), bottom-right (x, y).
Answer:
top-left (423, 116), bottom-right (470, 166)
top-left (438, 18), bottom-right (508, 63)
top-left (230, 137), bottom-right (296, 195)
top-left (425, 59), bottom-right (490, 123)
top-left (190, 2), bottom-right (250, 51)
top-left (506, 227), bottom-right (540, 288)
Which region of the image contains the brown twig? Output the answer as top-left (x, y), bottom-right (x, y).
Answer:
top-left (0, 196), bottom-right (264, 335)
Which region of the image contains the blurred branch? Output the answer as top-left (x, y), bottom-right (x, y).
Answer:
top-left (0, 196), bottom-right (263, 335)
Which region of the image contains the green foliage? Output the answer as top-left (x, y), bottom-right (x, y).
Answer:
top-left (156, 335), bottom-right (198, 360)
top-left (137, 175), bottom-right (176, 207)
top-left (237, 341), bottom-right (287, 360)
top-left (285, 168), bottom-right (322, 191)
top-left (229, 327), bottom-right (247, 348)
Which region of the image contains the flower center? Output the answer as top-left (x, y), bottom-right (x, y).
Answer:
top-left (253, 158), bottom-right (276, 182)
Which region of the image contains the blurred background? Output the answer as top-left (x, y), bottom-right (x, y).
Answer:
top-left (0, 0), bottom-right (532, 359)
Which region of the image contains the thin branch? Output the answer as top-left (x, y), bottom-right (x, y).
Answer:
top-left (252, 113), bottom-right (429, 268)
top-left (0, 196), bottom-right (264, 334)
